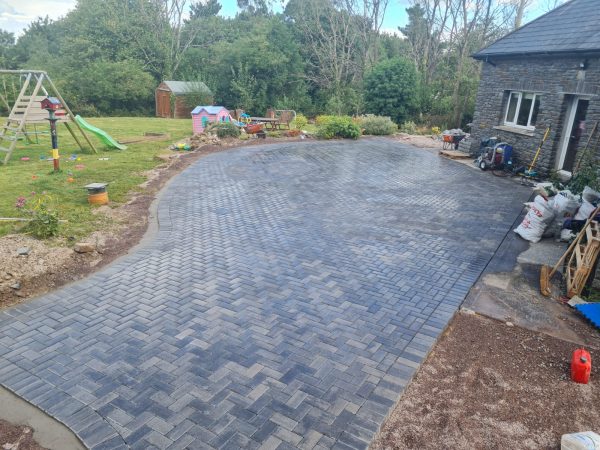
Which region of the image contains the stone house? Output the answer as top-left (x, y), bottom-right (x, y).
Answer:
top-left (468, 0), bottom-right (600, 177)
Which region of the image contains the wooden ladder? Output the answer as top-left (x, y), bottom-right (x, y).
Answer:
top-left (0, 73), bottom-right (44, 165)
top-left (566, 220), bottom-right (600, 297)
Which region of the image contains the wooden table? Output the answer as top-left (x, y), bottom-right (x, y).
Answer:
top-left (249, 117), bottom-right (282, 130)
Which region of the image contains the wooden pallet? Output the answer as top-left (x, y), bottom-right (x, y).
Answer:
top-left (566, 220), bottom-right (600, 297)
top-left (439, 150), bottom-right (471, 160)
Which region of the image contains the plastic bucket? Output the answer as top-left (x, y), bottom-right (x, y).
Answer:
top-left (88, 191), bottom-right (109, 205)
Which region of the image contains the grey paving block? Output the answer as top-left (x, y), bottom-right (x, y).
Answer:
top-left (0, 140), bottom-right (530, 448)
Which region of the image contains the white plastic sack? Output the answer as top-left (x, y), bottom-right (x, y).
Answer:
top-left (533, 182), bottom-right (558, 198)
top-left (575, 200), bottom-right (596, 220)
top-left (544, 190), bottom-right (580, 238)
top-left (514, 195), bottom-right (556, 243)
top-left (582, 186), bottom-right (600, 203)
top-left (561, 431), bottom-right (600, 450)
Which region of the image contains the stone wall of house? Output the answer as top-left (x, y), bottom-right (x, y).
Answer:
top-left (469, 54), bottom-right (600, 175)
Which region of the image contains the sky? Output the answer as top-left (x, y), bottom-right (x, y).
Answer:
top-left (0, 0), bottom-right (551, 38)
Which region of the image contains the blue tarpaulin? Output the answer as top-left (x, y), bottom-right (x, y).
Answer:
top-left (575, 303), bottom-right (600, 330)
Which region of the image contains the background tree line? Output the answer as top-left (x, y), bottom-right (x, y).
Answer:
top-left (0, 0), bottom-right (558, 128)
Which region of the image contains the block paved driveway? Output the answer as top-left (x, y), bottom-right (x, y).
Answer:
top-left (0, 139), bottom-right (531, 449)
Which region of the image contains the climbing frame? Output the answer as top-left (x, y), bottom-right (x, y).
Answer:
top-left (0, 70), bottom-right (97, 165)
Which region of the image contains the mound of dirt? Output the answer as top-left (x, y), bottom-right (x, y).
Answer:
top-left (0, 419), bottom-right (46, 450)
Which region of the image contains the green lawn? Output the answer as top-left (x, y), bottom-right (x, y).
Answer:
top-left (0, 117), bottom-right (193, 239)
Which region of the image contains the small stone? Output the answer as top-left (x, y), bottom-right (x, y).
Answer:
top-left (505, 321), bottom-right (514, 327)
top-left (17, 247), bottom-right (31, 256)
top-left (10, 282), bottom-right (21, 290)
top-left (74, 242), bottom-right (95, 253)
top-left (15, 292), bottom-right (26, 298)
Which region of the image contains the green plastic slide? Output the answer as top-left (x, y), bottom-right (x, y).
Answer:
top-left (75, 115), bottom-right (127, 150)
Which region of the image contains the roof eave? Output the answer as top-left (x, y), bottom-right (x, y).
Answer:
top-left (472, 49), bottom-right (600, 60)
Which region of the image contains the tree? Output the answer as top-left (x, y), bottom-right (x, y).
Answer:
top-left (237, 0), bottom-right (274, 15)
top-left (61, 60), bottom-right (156, 116)
top-left (190, 0), bottom-right (222, 17)
top-left (363, 58), bottom-right (418, 124)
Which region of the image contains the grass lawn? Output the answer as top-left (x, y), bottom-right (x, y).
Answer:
top-left (0, 117), bottom-right (193, 240)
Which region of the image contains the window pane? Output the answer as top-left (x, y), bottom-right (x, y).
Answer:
top-left (517, 93), bottom-right (534, 126)
top-left (506, 93), bottom-right (519, 123)
top-left (530, 95), bottom-right (541, 126)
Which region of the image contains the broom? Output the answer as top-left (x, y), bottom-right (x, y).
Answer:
top-left (540, 205), bottom-right (600, 296)
top-left (524, 126), bottom-right (551, 179)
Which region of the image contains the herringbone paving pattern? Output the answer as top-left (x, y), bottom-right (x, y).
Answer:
top-left (0, 140), bottom-right (530, 449)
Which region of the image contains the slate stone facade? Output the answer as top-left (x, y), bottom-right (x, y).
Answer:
top-left (469, 54), bottom-right (600, 175)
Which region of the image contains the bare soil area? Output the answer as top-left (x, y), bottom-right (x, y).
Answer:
top-left (0, 136), bottom-right (303, 309)
top-left (388, 133), bottom-right (441, 149)
top-left (0, 420), bottom-right (46, 450)
top-left (371, 311), bottom-right (600, 450)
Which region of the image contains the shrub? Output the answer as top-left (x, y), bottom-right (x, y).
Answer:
top-left (15, 193), bottom-right (60, 239)
top-left (315, 115), bottom-right (336, 126)
top-left (363, 58), bottom-right (419, 124)
top-left (316, 116), bottom-right (361, 140)
top-left (431, 126), bottom-right (441, 135)
top-left (294, 113), bottom-right (308, 130)
top-left (400, 120), bottom-right (418, 134)
top-left (358, 115), bottom-right (398, 136)
top-left (206, 121), bottom-right (240, 138)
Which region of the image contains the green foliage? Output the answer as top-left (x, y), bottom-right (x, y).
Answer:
top-left (190, 0), bottom-right (222, 18)
top-left (316, 116), bottom-right (361, 140)
top-left (206, 121), bottom-right (241, 138)
top-left (15, 194), bottom-right (60, 239)
top-left (400, 120), bottom-right (418, 134)
top-left (294, 113), bottom-right (308, 130)
top-left (358, 115), bottom-right (398, 136)
top-left (62, 60), bottom-right (155, 116)
top-left (565, 157), bottom-right (600, 196)
top-left (180, 82), bottom-right (214, 109)
top-left (363, 58), bottom-right (419, 124)
top-left (0, 118), bottom-right (193, 240)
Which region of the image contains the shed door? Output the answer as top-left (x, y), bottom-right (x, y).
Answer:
top-left (156, 91), bottom-right (171, 118)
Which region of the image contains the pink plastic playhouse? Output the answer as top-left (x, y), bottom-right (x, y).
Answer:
top-left (191, 106), bottom-right (230, 133)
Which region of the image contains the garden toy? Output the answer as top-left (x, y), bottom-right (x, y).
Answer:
top-left (191, 106), bottom-right (230, 134)
top-left (85, 183), bottom-right (109, 205)
top-left (74, 115), bottom-right (127, 150)
top-left (0, 70), bottom-right (97, 165)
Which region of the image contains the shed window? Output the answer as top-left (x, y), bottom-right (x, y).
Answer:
top-left (504, 91), bottom-right (541, 129)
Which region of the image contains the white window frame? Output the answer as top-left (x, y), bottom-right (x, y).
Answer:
top-left (504, 91), bottom-right (541, 130)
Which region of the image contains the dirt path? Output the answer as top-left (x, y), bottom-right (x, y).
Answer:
top-left (0, 420), bottom-right (46, 450)
top-left (371, 311), bottom-right (599, 450)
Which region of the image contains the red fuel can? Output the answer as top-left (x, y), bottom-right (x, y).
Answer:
top-left (571, 348), bottom-right (592, 384)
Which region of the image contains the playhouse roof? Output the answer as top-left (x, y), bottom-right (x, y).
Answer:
top-left (473, 0), bottom-right (600, 59)
top-left (161, 81), bottom-right (211, 95)
top-left (191, 106), bottom-right (228, 115)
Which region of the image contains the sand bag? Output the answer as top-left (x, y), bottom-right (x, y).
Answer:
top-left (544, 190), bottom-right (580, 238)
top-left (514, 195), bottom-right (555, 243)
top-left (575, 200), bottom-right (596, 220)
top-left (582, 186), bottom-right (600, 203)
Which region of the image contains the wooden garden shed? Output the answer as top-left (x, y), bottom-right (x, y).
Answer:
top-left (155, 81), bottom-right (212, 119)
